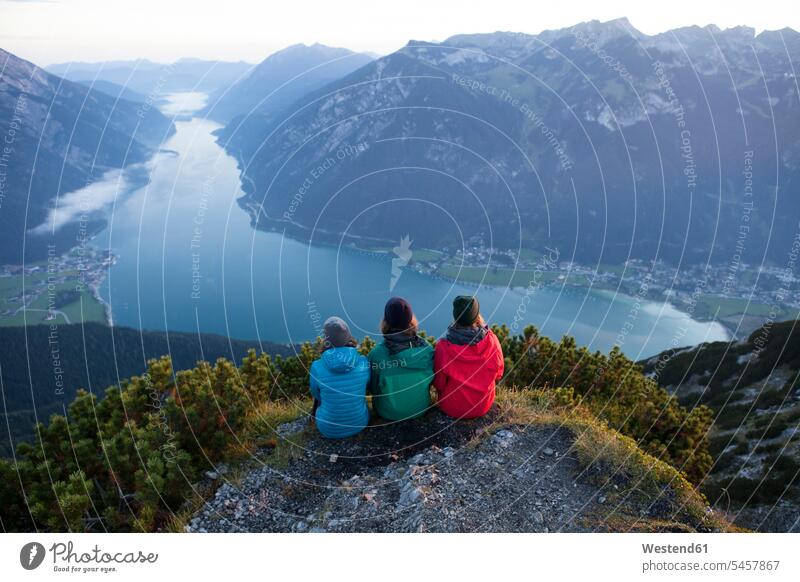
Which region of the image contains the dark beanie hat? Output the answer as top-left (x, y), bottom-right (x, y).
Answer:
top-left (322, 316), bottom-right (357, 348)
top-left (384, 297), bottom-right (414, 330)
top-left (453, 295), bottom-right (480, 326)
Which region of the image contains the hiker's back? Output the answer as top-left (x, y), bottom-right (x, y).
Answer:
top-left (368, 342), bottom-right (433, 421)
top-left (311, 346), bottom-right (370, 438)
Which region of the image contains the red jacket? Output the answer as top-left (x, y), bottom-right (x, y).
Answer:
top-left (433, 330), bottom-right (504, 418)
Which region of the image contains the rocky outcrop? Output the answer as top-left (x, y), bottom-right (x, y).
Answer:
top-left (187, 408), bottom-right (726, 533)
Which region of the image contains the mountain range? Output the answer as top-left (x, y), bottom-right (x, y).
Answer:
top-left (46, 57), bottom-right (254, 95)
top-left (0, 49), bottom-right (175, 264)
top-left (3, 20), bottom-right (800, 535)
top-left (76, 79), bottom-right (151, 104)
top-left (217, 19), bottom-right (800, 266)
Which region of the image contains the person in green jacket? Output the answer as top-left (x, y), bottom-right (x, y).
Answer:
top-left (368, 297), bottom-right (434, 421)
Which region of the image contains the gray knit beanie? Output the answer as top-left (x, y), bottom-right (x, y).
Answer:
top-left (322, 316), bottom-right (357, 348)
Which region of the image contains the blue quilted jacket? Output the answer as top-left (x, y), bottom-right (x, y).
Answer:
top-left (309, 347), bottom-right (370, 438)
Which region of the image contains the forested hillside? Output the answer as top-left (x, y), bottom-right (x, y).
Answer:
top-left (0, 323), bottom-right (295, 456)
top-left (641, 320), bottom-right (800, 531)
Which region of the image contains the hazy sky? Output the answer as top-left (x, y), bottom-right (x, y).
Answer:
top-left (1, 0), bottom-right (797, 66)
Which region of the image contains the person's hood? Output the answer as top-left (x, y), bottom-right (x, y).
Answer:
top-left (380, 338), bottom-right (433, 370)
top-left (393, 345), bottom-right (433, 370)
top-left (445, 324), bottom-right (488, 346)
top-left (321, 346), bottom-right (361, 373)
top-left (442, 329), bottom-right (496, 364)
top-left (383, 332), bottom-right (428, 356)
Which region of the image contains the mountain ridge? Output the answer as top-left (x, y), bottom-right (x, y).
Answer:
top-left (0, 47), bottom-right (175, 264)
top-left (201, 43), bottom-right (374, 123)
top-left (45, 57), bottom-right (254, 94)
top-left (217, 19), bottom-right (800, 266)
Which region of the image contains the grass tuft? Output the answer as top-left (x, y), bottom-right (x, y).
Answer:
top-left (494, 386), bottom-right (738, 532)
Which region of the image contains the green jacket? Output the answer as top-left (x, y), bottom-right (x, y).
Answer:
top-left (368, 342), bottom-right (434, 421)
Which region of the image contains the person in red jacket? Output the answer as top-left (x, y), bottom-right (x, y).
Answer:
top-left (433, 295), bottom-right (504, 418)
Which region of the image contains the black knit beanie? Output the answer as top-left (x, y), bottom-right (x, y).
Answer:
top-left (384, 297), bottom-right (414, 330)
top-left (453, 295), bottom-right (480, 326)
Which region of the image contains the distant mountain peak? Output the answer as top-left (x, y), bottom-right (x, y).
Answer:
top-left (573, 16), bottom-right (637, 33)
top-left (547, 17), bottom-right (644, 45)
top-left (201, 42), bottom-right (374, 123)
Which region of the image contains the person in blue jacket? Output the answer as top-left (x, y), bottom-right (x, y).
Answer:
top-left (309, 316), bottom-right (370, 438)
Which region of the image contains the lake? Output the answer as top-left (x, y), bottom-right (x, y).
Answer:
top-left (89, 92), bottom-right (727, 358)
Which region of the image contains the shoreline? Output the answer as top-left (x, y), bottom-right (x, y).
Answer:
top-left (2, 102), bottom-right (771, 352)
top-left (231, 212), bottom-right (771, 344)
top-left (222, 109), bottom-right (790, 340)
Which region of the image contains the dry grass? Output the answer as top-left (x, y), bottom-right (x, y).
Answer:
top-left (164, 398), bottom-right (312, 532)
top-left (163, 495), bottom-right (208, 533)
top-left (494, 386), bottom-right (738, 532)
top-left (242, 398), bottom-right (313, 469)
top-left (263, 427), bottom-right (312, 469)
top-left (244, 398), bottom-right (311, 445)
